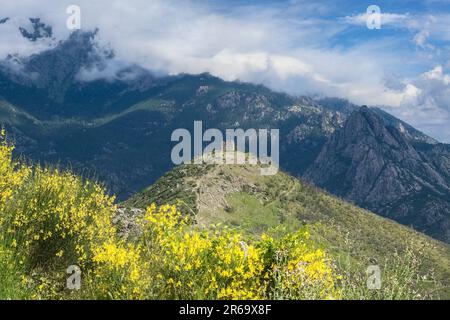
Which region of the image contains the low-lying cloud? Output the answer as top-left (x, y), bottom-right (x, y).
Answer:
top-left (0, 0), bottom-right (449, 142)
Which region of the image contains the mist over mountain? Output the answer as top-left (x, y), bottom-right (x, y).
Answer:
top-left (0, 26), bottom-right (449, 243)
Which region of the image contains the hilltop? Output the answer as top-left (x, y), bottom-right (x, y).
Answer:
top-left (124, 161), bottom-right (450, 298)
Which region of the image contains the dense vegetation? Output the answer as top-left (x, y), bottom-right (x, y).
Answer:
top-left (0, 131), bottom-right (446, 299)
top-left (127, 162), bottom-right (450, 299)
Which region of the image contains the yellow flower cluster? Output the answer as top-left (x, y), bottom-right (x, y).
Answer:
top-left (0, 133), bottom-right (340, 300)
top-left (0, 131), bottom-right (116, 270)
top-left (139, 204), bottom-right (340, 300)
top-left (139, 204), bottom-right (266, 299)
top-left (0, 129), bottom-right (30, 219)
top-left (260, 232), bottom-right (339, 299)
top-left (91, 240), bottom-right (149, 299)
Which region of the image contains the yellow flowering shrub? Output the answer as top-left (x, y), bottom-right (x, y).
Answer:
top-left (0, 244), bottom-right (31, 299)
top-left (0, 132), bottom-right (342, 300)
top-left (90, 240), bottom-right (149, 299)
top-left (141, 204), bottom-right (267, 299)
top-left (139, 204), bottom-right (340, 300)
top-left (259, 232), bottom-right (340, 299)
top-left (0, 129), bottom-right (30, 218)
top-left (0, 131), bottom-right (117, 270)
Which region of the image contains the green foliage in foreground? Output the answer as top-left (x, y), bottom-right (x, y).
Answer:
top-left (0, 135), bottom-right (448, 300)
top-left (127, 163), bottom-right (450, 299)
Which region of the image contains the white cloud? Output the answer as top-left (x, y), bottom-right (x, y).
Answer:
top-left (383, 65), bottom-right (450, 142)
top-left (344, 12), bottom-right (411, 28)
top-left (423, 65), bottom-right (450, 84)
top-left (0, 17), bottom-right (58, 58)
top-left (414, 30), bottom-right (433, 49)
top-left (0, 0), bottom-right (450, 142)
top-left (345, 11), bottom-right (450, 51)
top-left (0, 0), bottom-right (391, 99)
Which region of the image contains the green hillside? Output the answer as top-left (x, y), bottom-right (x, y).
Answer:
top-left (125, 161), bottom-right (450, 298)
top-left (0, 138), bottom-right (376, 300)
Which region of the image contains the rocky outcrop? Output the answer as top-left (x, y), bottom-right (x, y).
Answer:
top-left (305, 107), bottom-right (450, 242)
top-left (113, 207), bottom-right (144, 239)
top-left (1, 27), bottom-right (449, 243)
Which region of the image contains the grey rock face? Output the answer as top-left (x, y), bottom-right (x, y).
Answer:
top-left (305, 107), bottom-right (450, 242)
top-left (1, 28), bottom-right (449, 244)
top-left (113, 207), bottom-right (145, 239)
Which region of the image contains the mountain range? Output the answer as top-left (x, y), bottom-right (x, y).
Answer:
top-left (0, 24), bottom-right (449, 244)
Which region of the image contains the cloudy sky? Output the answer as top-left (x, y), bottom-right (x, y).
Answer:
top-left (1, 0), bottom-right (450, 142)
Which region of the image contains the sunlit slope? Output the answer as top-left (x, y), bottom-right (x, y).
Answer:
top-left (125, 162), bottom-right (450, 298)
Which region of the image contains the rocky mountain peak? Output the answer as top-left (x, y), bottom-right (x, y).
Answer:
top-left (343, 106), bottom-right (407, 146)
top-left (304, 106), bottom-right (450, 242)
top-left (0, 32), bottom-right (449, 242)
top-left (25, 29), bottom-right (103, 78)
top-left (324, 106), bottom-right (421, 166)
